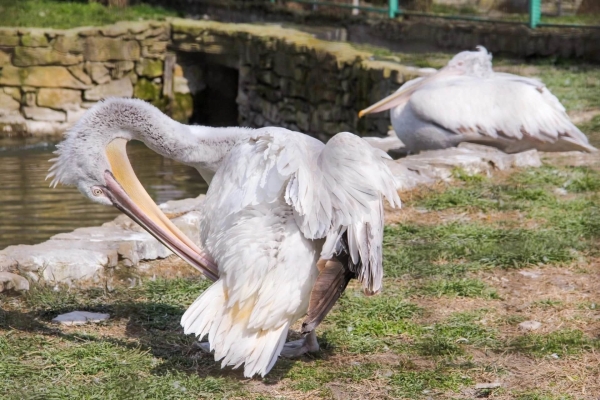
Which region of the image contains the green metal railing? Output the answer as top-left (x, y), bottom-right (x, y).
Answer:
top-left (270, 0), bottom-right (599, 30)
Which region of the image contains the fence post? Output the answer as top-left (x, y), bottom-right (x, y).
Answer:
top-left (529, 0), bottom-right (541, 28)
top-left (388, 0), bottom-right (398, 18)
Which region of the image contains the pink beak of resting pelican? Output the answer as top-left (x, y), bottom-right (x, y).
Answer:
top-left (358, 66), bottom-right (465, 118)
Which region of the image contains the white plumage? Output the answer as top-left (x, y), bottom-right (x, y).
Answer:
top-left (361, 46), bottom-right (597, 154)
top-left (182, 129), bottom-right (400, 377)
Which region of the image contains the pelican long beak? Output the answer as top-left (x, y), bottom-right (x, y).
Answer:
top-left (358, 67), bottom-right (462, 118)
top-left (102, 138), bottom-right (219, 282)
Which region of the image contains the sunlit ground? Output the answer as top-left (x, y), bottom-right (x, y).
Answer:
top-left (2, 160), bottom-right (599, 399)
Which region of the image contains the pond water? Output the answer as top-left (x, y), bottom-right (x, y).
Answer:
top-left (0, 137), bottom-right (208, 250)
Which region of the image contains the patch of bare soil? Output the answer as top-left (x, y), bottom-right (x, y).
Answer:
top-left (456, 351), bottom-right (600, 400)
top-left (488, 262), bottom-right (600, 336)
top-left (385, 205), bottom-right (541, 229)
top-left (568, 107), bottom-right (600, 125)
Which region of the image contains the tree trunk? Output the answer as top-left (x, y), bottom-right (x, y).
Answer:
top-left (578, 0), bottom-right (600, 14)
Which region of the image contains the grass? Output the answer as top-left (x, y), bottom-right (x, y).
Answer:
top-left (3, 163), bottom-right (600, 398)
top-left (0, 0), bottom-right (180, 29)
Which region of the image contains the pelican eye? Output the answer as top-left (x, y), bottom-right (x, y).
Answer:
top-left (92, 188), bottom-right (104, 196)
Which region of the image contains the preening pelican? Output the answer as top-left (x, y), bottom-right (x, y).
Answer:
top-left (360, 46), bottom-right (597, 154)
top-left (48, 98), bottom-right (400, 377)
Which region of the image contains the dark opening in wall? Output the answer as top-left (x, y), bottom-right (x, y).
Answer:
top-left (176, 52), bottom-right (239, 127)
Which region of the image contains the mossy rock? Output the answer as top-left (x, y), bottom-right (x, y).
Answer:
top-left (134, 78), bottom-right (168, 111)
top-left (171, 92), bottom-right (193, 123)
top-left (134, 78), bottom-right (161, 101)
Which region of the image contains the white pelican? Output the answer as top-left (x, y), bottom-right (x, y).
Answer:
top-left (48, 98), bottom-right (400, 377)
top-left (359, 46), bottom-right (597, 154)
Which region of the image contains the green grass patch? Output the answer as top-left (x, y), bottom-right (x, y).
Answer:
top-left (0, 0), bottom-right (179, 29)
top-left (419, 278), bottom-right (499, 299)
top-left (384, 222), bottom-right (580, 277)
top-left (285, 361), bottom-right (378, 392)
top-left (508, 329), bottom-right (599, 357)
top-left (321, 288), bottom-right (422, 354)
top-left (417, 311), bottom-right (500, 356)
top-left (0, 333), bottom-right (242, 400)
top-left (390, 367), bottom-right (471, 398)
top-left (516, 391), bottom-right (575, 400)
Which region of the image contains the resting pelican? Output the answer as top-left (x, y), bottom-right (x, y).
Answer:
top-left (48, 98), bottom-right (400, 377)
top-left (359, 46), bottom-right (597, 154)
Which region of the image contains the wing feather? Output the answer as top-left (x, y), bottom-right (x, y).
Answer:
top-left (409, 74), bottom-right (594, 150)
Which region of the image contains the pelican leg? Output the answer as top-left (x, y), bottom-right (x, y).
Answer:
top-left (195, 341), bottom-right (213, 353)
top-left (280, 330), bottom-right (319, 358)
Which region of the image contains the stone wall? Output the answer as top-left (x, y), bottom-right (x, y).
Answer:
top-left (0, 19), bottom-right (429, 139)
top-left (0, 21), bottom-right (188, 136)
top-left (170, 19), bottom-right (426, 140)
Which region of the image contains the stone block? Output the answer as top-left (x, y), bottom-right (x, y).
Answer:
top-left (110, 60), bottom-right (135, 79)
top-left (53, 34), bottom-right (84, 54)
top-left (0, 65), bottom-right (90, 89)
top-left (103, 21), bottom-right (151, 37)
top-left (135, 58), bottom-right (163, 78)
top-left (13, 46), bottom-right (82, 66)
top-left (0, 34), bottom-right (19, 46)
top-left (142, 41), bottom-right (168, 58)
top-left (0, 49), bottom-right (11, 66)
top-left (3, 87), bottom-right (20, 101)
top-left (66, 108), bottom-right (87, 123)
top-left (84, 77), bottom-right (133, 101)
top-left (20, 32), bottom-right (49, 47)
top-left (23, 106), bottom-right (67, 122)
top-left (173, 76), bottom-right (190, 94)
top-left (137, 27), bottom-right (168, 41)
top-left (0, 92), bottom-right (20, 116)
top-left (67, 64), bottom-right (93, 85)
top-left (85, 62), bottom-right (111, 84)
top-left (84, 37), bottom-right (140, 62)
top-left (23, 91), bottom-right (36, 106)
top-left (37, 88), bottom-right (81, 110)
top-left (0, 272), bottom-right (29, 293)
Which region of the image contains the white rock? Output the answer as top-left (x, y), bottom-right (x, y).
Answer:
top-left (0, 272), bottom-right (29, 292)
top-left (475, 382), bottom-right (502, 389)
top-left (159, 194), bottom-right (205, 215)
top-left (390, 144), bottom-right (542, 190)
top-left (52, 311), bottom-right (110, 326)
top-left (518, 270), bottom-right (542, 279)
top-left (363, 130), bottom-right (405, 152)
top-left (518, 320), bottom-right (542, 331)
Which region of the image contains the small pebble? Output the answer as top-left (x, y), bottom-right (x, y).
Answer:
top-left (518, 320), bottom-right (542, 331)
top-left (518, 270), bottom-right (542, 279)
top-left (475, 382), bottom-right (502, 389)
top-left (553, 188), bottom-right (568, 196)
top-left (52, 311), bottom-right (110, 326)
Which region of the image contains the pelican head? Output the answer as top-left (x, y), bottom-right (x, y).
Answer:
top-left (358, 46), bottom-right (493, 118)
top-left (446, 46), bottom-right (493, 78)
top-left (48, 98), bottom-right (218, 280)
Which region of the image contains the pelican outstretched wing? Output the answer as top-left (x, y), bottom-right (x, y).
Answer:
top-left (204, 128), bottom-right (400, 294)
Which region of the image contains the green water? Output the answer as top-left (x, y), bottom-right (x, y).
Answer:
top-left (0, 137), bottom-right (207, 250)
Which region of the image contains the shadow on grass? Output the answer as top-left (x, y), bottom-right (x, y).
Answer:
top-left (0, 295), bottom-right (307, 383)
